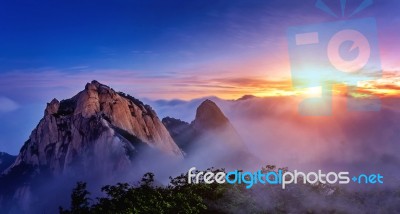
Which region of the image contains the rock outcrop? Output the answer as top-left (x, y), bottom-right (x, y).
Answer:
top-left (193, 100), bottom-right (231, 131)
top-left (193, 99), bottom-right (244, 150)
top-left (9, 80), bottom-right (183, 175)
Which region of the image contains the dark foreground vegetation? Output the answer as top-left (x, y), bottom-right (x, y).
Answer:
top-left (59, 166), bottom-right (400, 214)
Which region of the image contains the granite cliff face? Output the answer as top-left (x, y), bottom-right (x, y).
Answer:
top-left (9, 80), bottom-right (182, 175)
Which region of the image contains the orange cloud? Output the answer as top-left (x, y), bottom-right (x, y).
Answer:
top-left (1, 69), bottom-right (399, 101)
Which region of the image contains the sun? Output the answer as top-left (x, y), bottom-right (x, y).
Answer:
top-left (303, 86), bottom-right (322, 97)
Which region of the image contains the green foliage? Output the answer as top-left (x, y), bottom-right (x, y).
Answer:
top-left (59, 170), bottom-right (229, 214)
top-left (71, 182), bottom-right (91, 211)
top-left (60, 182), bottom-right (91, 214)
top-left (60, 166), bottom-right (400, 214)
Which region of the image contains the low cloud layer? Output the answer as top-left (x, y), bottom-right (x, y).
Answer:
top-left (151, 95), bottom-right (400, 186)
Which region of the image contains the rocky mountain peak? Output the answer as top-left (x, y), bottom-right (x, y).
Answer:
top-left (10, 80), bottom-right (183, 175)
top-left (44, 98), bottom-right (60, 116)
top-left (162, 99), bottom-right (246, 156)
top-left (163, 99), bottom-right (252, 167)
top-left (194, 99), bottom-right (229, 131)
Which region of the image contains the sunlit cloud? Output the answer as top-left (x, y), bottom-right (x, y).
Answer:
top-left (0, 96), bottom-right (19, 113)
top-left (357, 71), bottom-right (400, 97)
top-left (0, 68), bottom-right (399, 103)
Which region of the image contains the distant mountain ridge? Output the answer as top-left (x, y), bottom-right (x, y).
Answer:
top-left (0, 152), bottom-right (16, 173)
top-left (162, 117), bottom-right (192, 152)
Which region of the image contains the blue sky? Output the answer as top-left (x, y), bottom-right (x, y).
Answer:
top-left (3, 0), bottom-right (394, 72)
top-left (0, 0), bottom-right (284, 71)
top-left (0, 0), bottom-right (399, 154)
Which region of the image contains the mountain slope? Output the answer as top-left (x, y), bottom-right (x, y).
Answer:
top-left (163, 99), bottom-right (253, 168)
top-left (193, 99), bottom-right (244, 149)
top-left (164, 99), bottom-right (246, 151)
top-left (162, 117), bottom-right (193, 152)
top-left (0, 81), bottom-right (188, 212)
top-left (0, 152), bottom-right (16, 173)
top-left (9, 80), bottom-right (183, 175)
